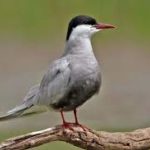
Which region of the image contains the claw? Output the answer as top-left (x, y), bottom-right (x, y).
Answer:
top-left (75, 122), bottom-right (89, 131)
top-left (60, 109), bottom-right (89, 132)
top-left (61, 122), bottom-right (74, 131)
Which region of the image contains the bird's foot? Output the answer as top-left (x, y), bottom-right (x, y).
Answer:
top-left (61, 122), bottom-right (88, 132)
top-left (61, 122), bottom-right (75, 131)
top-left (74, 122), bottom-right (89, 131)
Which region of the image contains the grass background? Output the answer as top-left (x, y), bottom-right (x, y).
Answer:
top-left (0, 0), bottom-right (150, 149)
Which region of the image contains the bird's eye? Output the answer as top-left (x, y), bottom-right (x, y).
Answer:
top-left (92, 25), bottom-right (96, 28)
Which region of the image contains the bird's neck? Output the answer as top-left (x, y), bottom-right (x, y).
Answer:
top-left (64, 36), bottom-right (94, 56)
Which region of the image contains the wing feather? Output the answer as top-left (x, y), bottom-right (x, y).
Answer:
top-left (38, 58), bottom-right (71, 105)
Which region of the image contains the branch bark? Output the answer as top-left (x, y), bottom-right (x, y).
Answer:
top-left (0, 124), bottom-right (150, 150)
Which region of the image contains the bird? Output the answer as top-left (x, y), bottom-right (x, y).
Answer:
top-left (0, 15), bottom-right (115, 128)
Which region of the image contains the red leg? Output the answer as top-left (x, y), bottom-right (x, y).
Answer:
top-left (60, 110), bottom-right (74, 130)
top-left (60, 110), bottom-right (66, 124)
top-left (74, 109), bottom-right (79, 124)
top-left (73, 109), bottom-right (88, 131)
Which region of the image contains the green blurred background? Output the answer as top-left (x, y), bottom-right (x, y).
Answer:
top-left (0, 0), bottom-right (150, 149)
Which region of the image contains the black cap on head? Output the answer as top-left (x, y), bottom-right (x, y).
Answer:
top-left (66, 15), bottom-right (97, 41)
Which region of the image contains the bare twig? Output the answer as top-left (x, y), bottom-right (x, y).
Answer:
top-left (0, 124), bottom-right (150, 150)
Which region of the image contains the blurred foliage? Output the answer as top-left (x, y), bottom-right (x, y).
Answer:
top-left (0, 0), bottom-right (149, 41)
top-left (0, 1), bottom-right (150, 150)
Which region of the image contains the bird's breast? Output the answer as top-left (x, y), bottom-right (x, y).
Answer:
top-left (49, 55), bottom-right (101, 111)
top-left (51, 70), bottom-right (101, 111)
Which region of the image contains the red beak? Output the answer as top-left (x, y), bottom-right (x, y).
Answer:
top-left (95, 23), bottom-right (115, 29)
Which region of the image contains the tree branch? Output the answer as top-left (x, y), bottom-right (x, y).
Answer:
top-left (0, 124), bottom-right (150, 150)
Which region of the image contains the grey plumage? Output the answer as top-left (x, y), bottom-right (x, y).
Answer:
top-left (0, 15), bottom-right (114, 122)
top-left (0, 53), bottom-right (100, 120)
top-left (38, 53), bottom-right (101, 111)
top-left (0, 84), bottom-right (39, 120)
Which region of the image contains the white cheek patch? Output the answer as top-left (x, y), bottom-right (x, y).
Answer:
top-left (90, 27), bottom-right (101, 34)
top-left (69, 24), bottom-right (100, 40)
top-left (71, 25), bottom-right (92, 37)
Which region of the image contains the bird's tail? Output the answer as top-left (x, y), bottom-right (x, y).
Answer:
top-left (0, 84), bottom-right (40, 121)
top-left (0, 102), bottom-right (33, 121)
